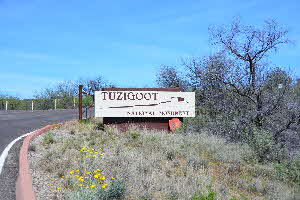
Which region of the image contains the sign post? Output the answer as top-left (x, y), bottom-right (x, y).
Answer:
top-left (79, 85), bottom-right (83, 120)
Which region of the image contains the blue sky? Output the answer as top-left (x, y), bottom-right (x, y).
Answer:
top-left (0, 0), bottom-right (299, 98)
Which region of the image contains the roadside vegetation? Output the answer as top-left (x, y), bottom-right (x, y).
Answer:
top-left (0, 76), bottom-right (114, 110)
top-left (29, 120), bottom-right (299, 200)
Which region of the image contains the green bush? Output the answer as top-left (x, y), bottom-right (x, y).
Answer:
top-left (79, 119), bottom-right (92, 124)
top-left (83, 96), bottom-right (93, 108)
top-left (275, 156), bottom-right (300, 185)
top-left (95, 123), bottom-right (105, 131)
top-left (247, 127), bottom-right (287, 163)
top-left (229, 197), bottom-right (249, 200)
top-left (191, 191), bottom-right (216, 200)
top-left (181, 110), bottom-right (209, 132)
top-left (130, 132), bottom-right (140, 140)
top-left (66, 180), bottom-right (125, 200)
top-left (106, 180), bottom-right (126, 199)
top-left (43, 133), bottom-right (55, 145)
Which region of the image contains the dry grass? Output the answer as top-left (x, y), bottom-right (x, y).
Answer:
top-left (29, 120), bottom-right (298, 200)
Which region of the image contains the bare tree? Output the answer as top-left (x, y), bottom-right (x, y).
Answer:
top-left (77, 76), bottom-right (112, 95)
top-left (208, 18), bottom-right (293, 128)
top-left (183, 18), bottom-right (300, 149)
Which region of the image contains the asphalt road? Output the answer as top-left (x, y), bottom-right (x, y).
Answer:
top-left (0, 109), bottom-right (79, 200)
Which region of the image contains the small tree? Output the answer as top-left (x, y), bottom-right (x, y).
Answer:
top-left (185, 18), bottom-right (299, 145)
top-left (209, 18), bottom-right (292, 127)
top-left (77, 76), bottom-right (111, 95)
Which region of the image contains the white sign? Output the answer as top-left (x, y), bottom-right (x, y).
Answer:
top-left (95, 91), bottom-right (195, 117)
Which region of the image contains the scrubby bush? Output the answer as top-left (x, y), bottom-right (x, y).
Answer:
top-left (43, 133), bottom-right (55, 145)
top-left (191, 191), bottom-right (216, 200)
top-left (66, 180), bottom-right (126, 200)
top-left (247, 127), bottom-right (288, 163)
top-left (275, 155), bottom-right (300, 185)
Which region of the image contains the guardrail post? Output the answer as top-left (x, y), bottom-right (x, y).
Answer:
top-left (79, 85), bottom-right (83, 120)
top-left (31, 100), bottom-right (34, 111)
top-left (5, 101), bottom-right (8, 111)
top-left (73, 97), bottom-right (76, 108)
top-left (54, 99), bottom-right (57, 110)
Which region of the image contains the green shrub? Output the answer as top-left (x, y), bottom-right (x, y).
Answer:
top-left (275, 156), bottom-right (300, 185)
top-left (191, 191), bottom-right (216, 200)
top-left (66, 180), bottom-right (126, 200)
top-left (130, 132), bottom-right (140, 140)
top-left (79, 119), bottom-right (92, 124)
top-left (248, 128), bottom-right (287, 163)
top-left (95, 123), bottom-right (105, 131)
top-left (182, 112), bottom-right (209, 132)
top-left (43, 133), bottom-right (55, 145)
top-left (106, 180), bottom-right (126, 199)
top-left (229, 197), bottom-right (249, 200)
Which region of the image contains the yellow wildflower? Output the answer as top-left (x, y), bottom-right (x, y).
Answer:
top-left (111, 177), bottom-right (115, 180)
top-left (79, 184), bottom-right (83, 187)
top-left (75, 170), bottom-right (80, 172)
top-left (101, 184), bottom-right (108, 189)
top-left (90, 185), bottom-right (97, 188)
top-left (85, 172), bottom-right (91, 175)
top-left (94, 174), bottom-right (100, 178)
top-left (78, 177), bottom-right (85, 181)
top-left (61, 176), bottom-right (65, 178)
top-left (57, 187), bottom-right (61, 190)
top-left (70, 170), bottom-right (75, 174)
top-left (99, 176), bottom-right (106, 180)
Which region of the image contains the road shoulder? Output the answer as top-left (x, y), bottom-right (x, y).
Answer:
top-left (0, 138), bottom-right (24, 200)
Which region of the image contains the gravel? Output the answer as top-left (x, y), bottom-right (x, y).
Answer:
top-left (28, 129), bottom-right (75, 200)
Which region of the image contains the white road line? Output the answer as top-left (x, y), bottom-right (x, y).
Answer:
top-left (0, 131), bottom-right (33, 175)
